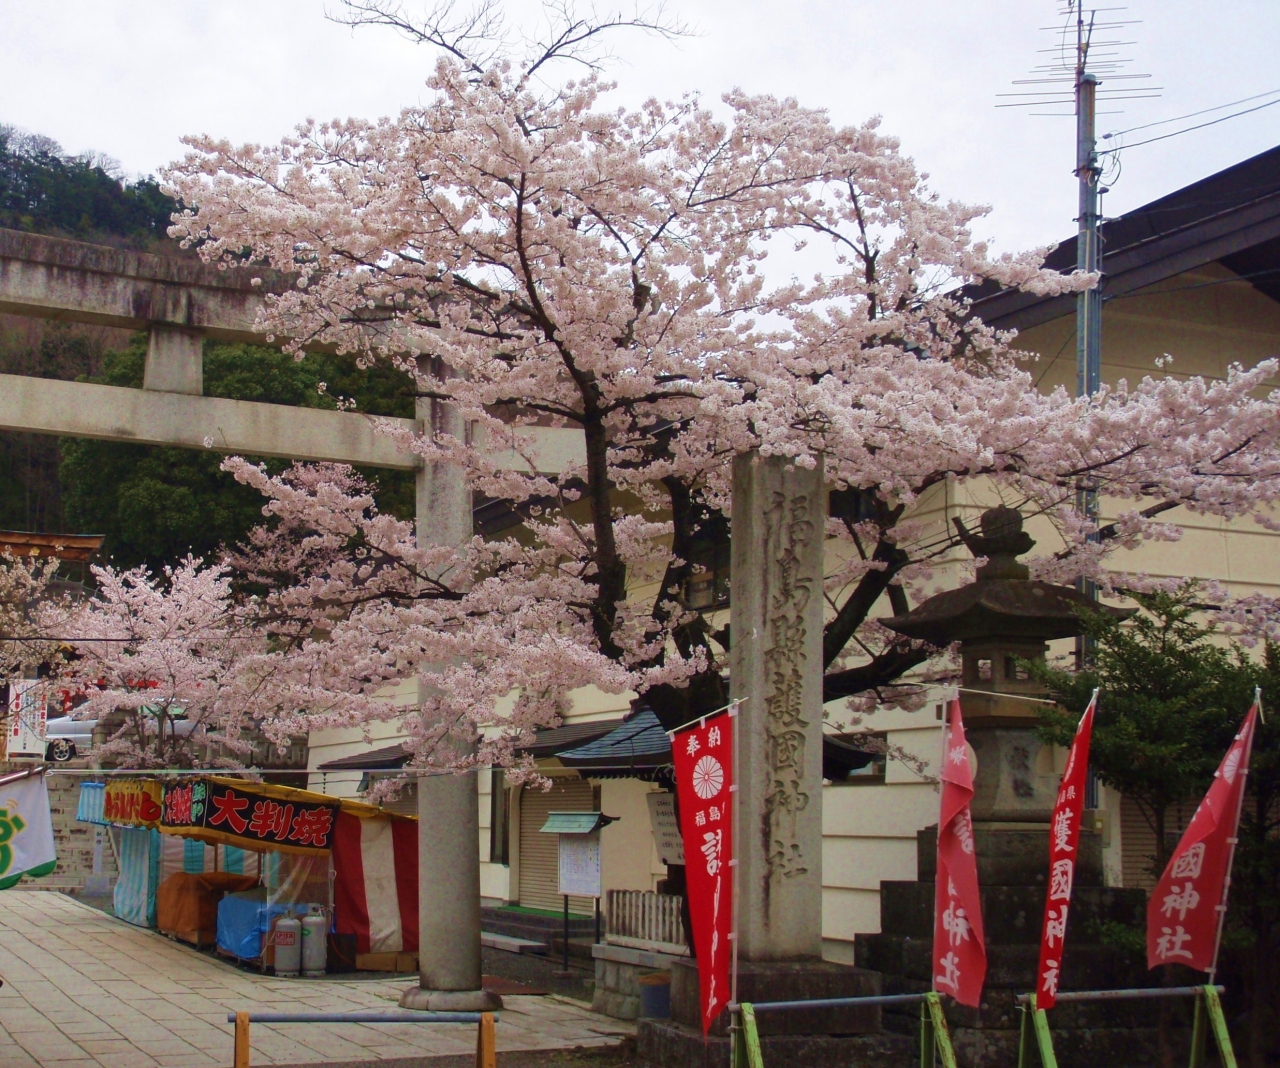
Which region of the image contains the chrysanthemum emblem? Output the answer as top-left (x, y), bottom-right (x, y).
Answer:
top-left (691, 754), bottom-right (724, 800)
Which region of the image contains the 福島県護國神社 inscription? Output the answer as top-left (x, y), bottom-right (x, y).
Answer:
top-left (762, 488), bottom-right (815, 882)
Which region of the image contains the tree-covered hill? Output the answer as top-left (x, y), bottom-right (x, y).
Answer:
top-left (0, 125), bottom-right (174, 248)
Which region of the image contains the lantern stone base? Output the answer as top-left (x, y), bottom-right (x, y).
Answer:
top-left (637, 957), bottom-right (911, 1068)
top-left (856, 824), bottom-right (1193, 1068)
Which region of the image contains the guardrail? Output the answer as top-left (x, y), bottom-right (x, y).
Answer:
top-left (226, 1010), bottom-right (496, 1068)
top-left (729, 991), bottom-right (957, 1068)
top-left (1015, 985), bottom-right (1235, 1068)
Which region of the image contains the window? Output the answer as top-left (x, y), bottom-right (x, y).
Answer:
top-left (489, 768), bottom-right (510, 865)
top-left (829, 486), bottom-right (878, 524)
top-left (1005, 656), bottom-right (1031, 682)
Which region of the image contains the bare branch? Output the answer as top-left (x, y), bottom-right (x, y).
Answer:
top-left (328, 0), bottom-right (506, 72)
top-left (329, 0), bottom-right (692, 83)
top-left (519, 1), bottom-right (692, 84)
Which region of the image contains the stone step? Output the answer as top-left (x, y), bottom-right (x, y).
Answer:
top-left (481, 906), bottom-right (595, 936)
top-left (638, 1017), bottom-right (912, 1068)
top-left (877, 881), bottom-right (1145, 943)
top-left (481, 931), bottom-right (549, 955)
top-left (855, 935), bottom-right (1201, 1031)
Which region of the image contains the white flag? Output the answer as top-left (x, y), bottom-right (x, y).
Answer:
top-left (0, 773), bottom-right (58, 889)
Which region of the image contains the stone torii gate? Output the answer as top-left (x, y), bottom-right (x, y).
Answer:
top-left (0, 226), bottom-right (583, 1010)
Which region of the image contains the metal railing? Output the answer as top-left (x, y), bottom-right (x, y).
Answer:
top-left (226, 1009), bottom-right (496, 1068)
top-left (605, 889), bottom-right (688, 954)
top-left (728, 983), bottom-right (1237, 1068)
top-left (729, 991), bottom-right (957, 1068)
top-left (1015, 985), bottom-right (1236, 1068)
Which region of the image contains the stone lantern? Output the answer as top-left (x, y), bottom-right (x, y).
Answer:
top-left (882, 505), bottom-right (1130, 823)
top-left (857, 507), bottom-right (1155, 1065)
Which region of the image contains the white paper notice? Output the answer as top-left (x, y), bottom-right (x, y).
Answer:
top-left (6, 680), bottom-right (47, 760)
top-left (558, 832), bottom-right (602, 897)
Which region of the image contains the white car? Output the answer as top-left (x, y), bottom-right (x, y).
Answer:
top-left (42, 709), bottom-right (198, 761)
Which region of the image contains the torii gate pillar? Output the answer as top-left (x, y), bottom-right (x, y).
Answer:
top-left (401, 367), bottom-right (500, 1012)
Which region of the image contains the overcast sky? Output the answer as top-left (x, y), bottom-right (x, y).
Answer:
top-left (2, 0), bottom-right (1278, 254)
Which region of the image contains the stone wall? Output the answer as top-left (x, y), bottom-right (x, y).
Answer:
top-left (0, 762), bottom-right (117, 893)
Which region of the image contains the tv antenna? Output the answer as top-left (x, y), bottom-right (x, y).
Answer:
top-left (999, 2), bottom-right (1159, 402)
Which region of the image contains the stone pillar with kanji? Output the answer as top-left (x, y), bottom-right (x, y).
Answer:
top-left (639, 451), bottom-right (900, 1068)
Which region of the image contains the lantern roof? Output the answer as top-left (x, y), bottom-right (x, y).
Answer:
top-left (882, 507), bottom-right (1131, 646)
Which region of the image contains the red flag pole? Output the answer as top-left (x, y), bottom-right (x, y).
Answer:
top-left (931, 692), bottom-right (956, 997)
top-left (1206, 688), bottom-right (1261, 985)
top-left (729, 697), bottom-right (742, 1010)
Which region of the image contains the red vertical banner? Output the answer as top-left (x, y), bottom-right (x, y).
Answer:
top-left (1147, 702), bottom-right (1259, 972)
top-left (672, 707), bottom-right (734, 1034)
top-left (1036, 692), bottom-right (1097, 1008)
top-left (933, 699), bottom-right (987, 1007)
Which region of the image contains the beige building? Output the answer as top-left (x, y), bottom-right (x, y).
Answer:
top-left (308, 145), bottom-right (1280, 970)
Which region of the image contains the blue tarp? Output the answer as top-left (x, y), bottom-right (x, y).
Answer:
top-left (114, 827), bottom-right (160, 928)
top-left (216, 888), bottom-right (309, 961)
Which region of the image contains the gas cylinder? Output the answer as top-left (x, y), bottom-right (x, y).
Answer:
top-left (301, 905), bottom-right (328, 977)
top-left (274, 913), bottom-right (302, 977)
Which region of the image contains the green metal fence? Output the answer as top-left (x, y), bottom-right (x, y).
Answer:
top-left (1016, 985), bottom-right (1236, 1068)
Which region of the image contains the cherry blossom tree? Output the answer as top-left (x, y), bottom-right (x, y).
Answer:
top-left (160, 8), bottom-right (1280, 769)
top-left (58, 559), bottom-right (266, 769)
top-left (1, 551), bottom-right (64, 682)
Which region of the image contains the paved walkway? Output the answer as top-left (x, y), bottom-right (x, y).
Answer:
top-left (0, 892), bottom-right (632, 1067)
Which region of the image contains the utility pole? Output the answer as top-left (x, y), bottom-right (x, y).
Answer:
top-left (1075, 71), bottom-right (1102, 399)
top-left (1003, 1), bottom-right (1158, 667)
top-left (1074, 7), bottom-right (1102, 644)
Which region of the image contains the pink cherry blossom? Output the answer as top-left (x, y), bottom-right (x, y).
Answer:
top-left (141, 53), bottom-right (1280, 767)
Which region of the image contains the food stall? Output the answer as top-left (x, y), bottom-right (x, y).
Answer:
top-left (76, 775), bottom-right (418, 972)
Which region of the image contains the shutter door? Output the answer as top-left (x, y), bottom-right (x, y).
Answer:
top-left (1120, 793), bottom-right (1156, 889)
top-left (1120, 794), bottom-right (1194, 889)
top-left (519, 777), bottom-right (595, 914)
top-left (378, 781), bottom-right (418, 818)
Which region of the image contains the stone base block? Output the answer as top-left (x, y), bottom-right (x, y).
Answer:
top-left (637, 1018), bottom-right (912, 1068)
top-left (670, 957), bottom-right (883, 1036)
top-left (398, 986), bottom-right (503, 1011)
top-left (857, 935), bottom-right (1184, 1018)
top-left (592, 942), bottom-right (689, 1020)
top-left (877, 881), bottom-right (1144, 945)
top-left (949, 1025), bottom-right (1191, 1068)
top-left (917, 824), bottom-right (1105, 887)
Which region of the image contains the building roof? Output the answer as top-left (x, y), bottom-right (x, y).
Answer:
top-left (0, 530), bottom-right (103, 562)
top-left (967, 144), bottom-right (1280, 332)
top-left (555, 707), bottom-right (891, 783)
top-left (314, 716), bottom-right (624, 772)
top-left (556, 707), bottom-right (672, 775)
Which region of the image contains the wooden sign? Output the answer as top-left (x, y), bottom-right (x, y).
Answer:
top-left (161, 779), bottom-right (338, 855)
top-left (5, 680), bottom-right (47, 761)
top-left (646, 791), bottom-right (685, 866)
top-left (103, 780), bottom-right (163, 827)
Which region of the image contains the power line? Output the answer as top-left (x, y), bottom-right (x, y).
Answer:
top-left (1104, 98), bottom-right (1280, 153)
top-left (1102, 88), bottom-right (1280, 140)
